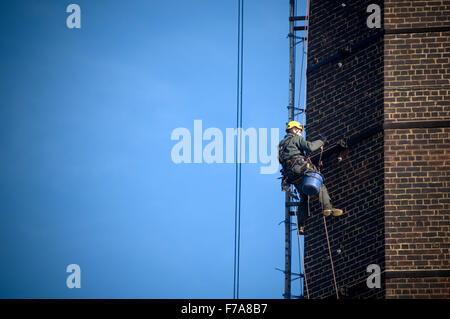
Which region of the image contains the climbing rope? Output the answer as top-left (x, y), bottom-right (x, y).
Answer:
top-left (295, 0), bottom-right (303, 123)
top-left (322, 213), bottom-right (339, 299)
top-left (318, 146), bottom-right (339, 299)
top-left (297, 0), bottom-right (310, 127)
top-left (291, 0), bottom-right (340, 298)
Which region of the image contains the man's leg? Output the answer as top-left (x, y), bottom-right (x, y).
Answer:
top-left (320, 184), bottom-right (343, 216)
top-left (319, 184), bottom-right (332, 210)
top-left (307, 164), bottom-right (332, 211)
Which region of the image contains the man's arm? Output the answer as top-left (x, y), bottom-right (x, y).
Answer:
top-left (295, 135), bottom-right (324, 153)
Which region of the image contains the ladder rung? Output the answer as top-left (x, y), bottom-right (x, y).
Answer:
top-left (290, 16), bottom-right (307, 21)
top-left (294, 26), bottom-right (308, 31)
top-left (286, 202), bottom-right (299, 207)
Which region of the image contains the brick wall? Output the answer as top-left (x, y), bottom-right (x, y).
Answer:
top-left (386, 277), bottom-right (450, 298)
top-left (303, 0), bottom-right (450, 299)
top-left (384, 0), bottom-right (450, 299)
top-left (304, 0), bottom-right (385, 299)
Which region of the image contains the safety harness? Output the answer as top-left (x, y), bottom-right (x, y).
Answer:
top-left (278, 135), bottom-right (311, 189)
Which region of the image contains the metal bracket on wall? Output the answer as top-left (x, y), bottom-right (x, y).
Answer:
top-left (310, 123), bottom-right (383, 163)
top-left (308, 25), bottom-right (450, 74)
top-left (383, 119), bottom-right (450, 130)
top-left (385, 269), bottom-right (450, 279)
top-left (307, 30), bottom-right (384, 73)
top-left (310, 119), bottom-right (450, 163)
top-left (385, 25), bottom-right (450, 35)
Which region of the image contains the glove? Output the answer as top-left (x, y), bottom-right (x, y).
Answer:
top-left (319, 134), bottom-right (327, 144)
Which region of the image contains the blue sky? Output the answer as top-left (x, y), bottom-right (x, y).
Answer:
top-left (0, 0), bottom-right (308, 298)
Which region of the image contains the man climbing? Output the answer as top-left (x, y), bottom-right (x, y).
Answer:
top-left (279, 121), bottom-right (343, 223)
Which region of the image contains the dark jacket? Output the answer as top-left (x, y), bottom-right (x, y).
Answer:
top-left (278, 133), bottom-right (324, 164)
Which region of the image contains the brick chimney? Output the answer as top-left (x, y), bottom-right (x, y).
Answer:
top-left (303, 0), bottom-right (449, 299)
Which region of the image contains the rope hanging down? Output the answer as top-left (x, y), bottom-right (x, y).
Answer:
top-left (323, 214), bottom-right (339, 299)
top-left (233, 0), bottom-right (244, 300)
top-left (291, 0), bottom-right (339, 299)
top-left (318, 146), bottom-right (339, 299)
top-left (296, 0), bottom-right (310, 127)
top-left (293, 0), bottom-right (311, 299)
top-left (301, 0), bottom-right (310, 128)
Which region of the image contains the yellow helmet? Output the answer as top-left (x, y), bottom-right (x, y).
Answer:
top-left (286, 121), bottom-right (303, 132)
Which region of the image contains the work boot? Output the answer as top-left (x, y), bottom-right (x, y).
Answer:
top-left (331, 208), bottom-right (343, 217)
top-left (323, 205), bottom-right (333, 216)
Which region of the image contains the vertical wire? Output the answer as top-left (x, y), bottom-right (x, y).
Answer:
top-left (233, 0), bottom-right (244, 300)
top-left (293, 0), bottom-right (305, 288)
top-left (294, 0), bottom-right (309, 299)
top-left (302, 0), bottom-right (310, 128)
top-left (233, 0), bottom-right (241, 299)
